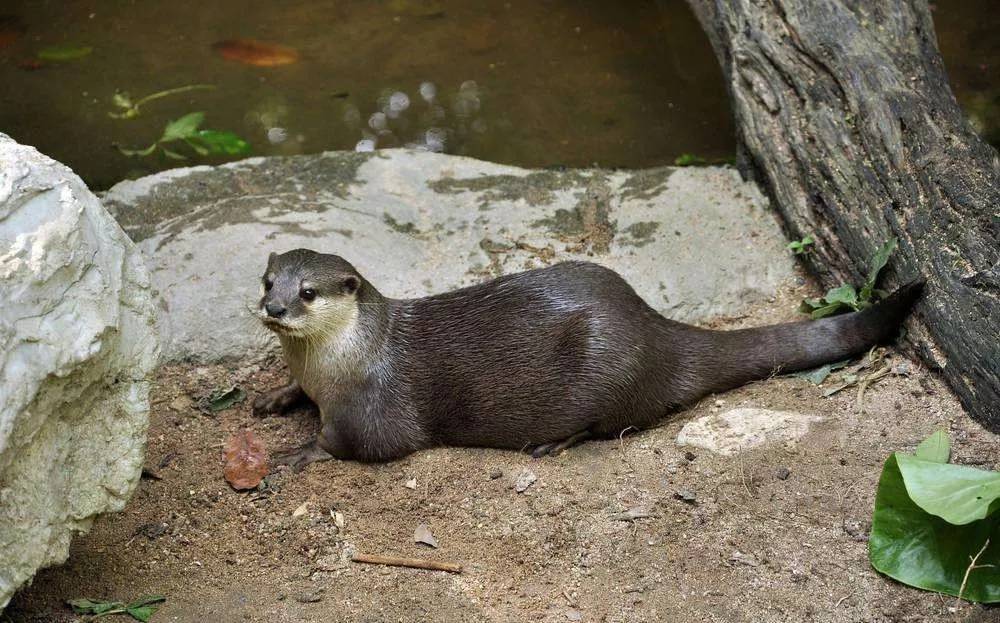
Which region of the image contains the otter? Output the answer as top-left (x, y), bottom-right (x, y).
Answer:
top-left (253, 249), bottom-right (923, 469)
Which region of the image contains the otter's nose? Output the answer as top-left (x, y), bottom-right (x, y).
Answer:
top-left (265, 302), bottom-right (286, 318)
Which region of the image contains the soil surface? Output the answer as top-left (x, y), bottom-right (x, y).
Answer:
top-left (6, 283), bottom-right (1000, 623)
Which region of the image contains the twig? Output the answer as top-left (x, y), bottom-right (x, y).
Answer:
top-left (737, 451), bottom-right (755, 499)
top-left (834, 593), bottom-right (852, 608)
top-left (955, 538), bottom-right (994, 606)
top-left (351, 553), bottom-right (462, 574)
top-left (618, 426), bottom-right (637, 472)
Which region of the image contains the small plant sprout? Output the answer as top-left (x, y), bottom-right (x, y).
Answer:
top-left (787, 235), bottom-right (814, 255)
top-left (117, 112), bottom-right (250, 160)
top-left (109, 84), bottom-right (216, 119)
top-left (799, 237), bottom-right (898, 319)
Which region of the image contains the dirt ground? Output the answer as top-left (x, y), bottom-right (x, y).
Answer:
top-left (5, 284), bottom-right (1000, 623)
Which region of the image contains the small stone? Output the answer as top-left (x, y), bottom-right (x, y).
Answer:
top-left (404, 478), bottom-right (417, 490)
top-left (514, 468), bottom-right (537, 493)
top-left (414, 523), bottom-right (438, 548)
top-left (566, 609), bottom-right (583, 621)
top-left (843, 519), bottom-right (868, 542)
top-left (169, 395), bottom-right (193, 412)
top-left (673, 490), bottom-right (697, 504)
top-left (489, 467), bottom-right (503, 480)
top-left (295, 590), bottom-right (323, 603)
top-left (684, 451), bottom-right (697, 462)
top-left (330, 510), bottom-right (345, 529)
top-left (775, 466), bottom-right (791, 480)
top-left (292, 502), bottom-right (309, 518)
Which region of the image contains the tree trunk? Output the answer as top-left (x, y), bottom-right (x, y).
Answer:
top-left (683, 0), bottom-right (1000, 431)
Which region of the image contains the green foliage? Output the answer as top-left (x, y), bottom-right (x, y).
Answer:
top-left (673, 153), bottom-right (707, 167)
top-left (795, 359), bottom-right (848, 385)
top-left (787, 235), bottom-right (814, 255)
top-left (869, 431), bottom-right (1000, 603)
top-left (799, 238), bottom-right (897, 319)
top-left (68, 595), bottom-right (165, 622)
top-left (205, 385), bottom-right (246, 413)
top-left (37, 45), bottom-right (92, 61)
top-left (118, 112), bottom-right (249, 160)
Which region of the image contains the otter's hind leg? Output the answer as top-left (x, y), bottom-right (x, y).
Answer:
top-left (253, 379), bottom-right (309, 417)
top-left (531, 430), bottom-right (593, 458)
top-left (273, 441), bottom-right (334, 472)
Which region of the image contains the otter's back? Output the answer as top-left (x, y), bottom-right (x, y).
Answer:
top-left (389, 262), bottom-right (670, 448)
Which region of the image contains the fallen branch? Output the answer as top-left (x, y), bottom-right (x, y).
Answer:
top-left (351, 552), bottom-right (462, 574)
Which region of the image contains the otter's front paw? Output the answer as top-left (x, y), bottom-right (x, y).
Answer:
top-left (252, 382), bottom-right (305, 417)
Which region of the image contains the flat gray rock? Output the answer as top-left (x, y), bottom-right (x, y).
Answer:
top-left (676, 408), bottom-right (823, 456)
top-left (102, 149), bottom-right (796, 362)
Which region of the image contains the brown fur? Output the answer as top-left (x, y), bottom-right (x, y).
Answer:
top-left (255, 249), bottom-right (923, 467)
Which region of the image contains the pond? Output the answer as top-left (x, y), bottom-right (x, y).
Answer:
top-left (0, 0), bottom-right (996, 190)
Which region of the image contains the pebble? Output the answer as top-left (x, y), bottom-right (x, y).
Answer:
top-left (514, 468), bottom-right (537, 493)
top-left (775, 466), bottom-right (791, 480)
top-left (673, 489), bottom-right (697, 504)
top-left (295, 590), bottom-right (323, 603)
top-left (489, 467), bottom-right (503, 480)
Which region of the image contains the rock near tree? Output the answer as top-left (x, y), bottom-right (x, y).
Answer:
top-left (0, 134), bottom-right (159, 608)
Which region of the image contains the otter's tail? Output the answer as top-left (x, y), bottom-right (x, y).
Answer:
top-left (683, 279), bottom-right (925, 396)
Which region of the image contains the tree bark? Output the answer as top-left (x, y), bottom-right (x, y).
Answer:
top-left (683, 0), bottom-right (1000, 431)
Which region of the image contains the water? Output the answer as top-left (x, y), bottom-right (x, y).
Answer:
top-left (0, 1), bottom-right (995, 190)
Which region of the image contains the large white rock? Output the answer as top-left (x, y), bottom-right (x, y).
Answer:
top-left (102, 150), bottom-right (797, 362)
top-left (0, 134), bottom-right (158, 608)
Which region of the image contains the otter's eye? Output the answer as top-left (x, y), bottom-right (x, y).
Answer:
top-left (263, 279), bottom-right (273, 292)
top-left (300, 288), bottom-right (317, 301)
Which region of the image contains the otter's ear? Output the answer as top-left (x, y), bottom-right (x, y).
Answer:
top-left (341, 276), bottom-right (360, 295)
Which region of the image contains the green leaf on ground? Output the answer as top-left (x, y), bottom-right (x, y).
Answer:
top-left (896, 456), bottom-right (1000, 525)
top-left (37, 44), bottom-right (92, 61)
top-left (799, 237), bottom-right (898, 319)
top-left (869, 432), bottom-right (1000, 603)
top-left (914, 430), bottom-right (950, 463)
top-left (207, 386), bottom-right (246, 412)
top-left (796, 359), bottom-right (850, 385)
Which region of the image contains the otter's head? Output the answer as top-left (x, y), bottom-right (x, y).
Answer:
top-left (257, 249), bottom-right (362, 339)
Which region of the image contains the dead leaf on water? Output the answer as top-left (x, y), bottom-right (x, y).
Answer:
top-left (223, 429), bottom-right (269, 490)
top-left (0, 15), bottom-right (25, 49)
top-left (212, 39), bottom-right (299, 67)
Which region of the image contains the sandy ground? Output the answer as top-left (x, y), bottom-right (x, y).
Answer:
top-left (5, 285), bottom-right (1000, 623)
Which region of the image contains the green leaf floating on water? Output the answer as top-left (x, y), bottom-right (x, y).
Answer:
top-left (160, 112), bottom-right (205, 142)
top-left (37, 44), bottom-right (92, 61)
top-left (186, 130), bottom-right (250, 156)
top-left (118, 111), bottom-right (250, 160)
top-left (869, 430), bottom-right (1000, 602)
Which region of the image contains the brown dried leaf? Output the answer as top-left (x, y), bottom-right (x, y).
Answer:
top-left (223, 429), bottom-right (269, 490)
top-left (212, 39), bottom-right (299, 67)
